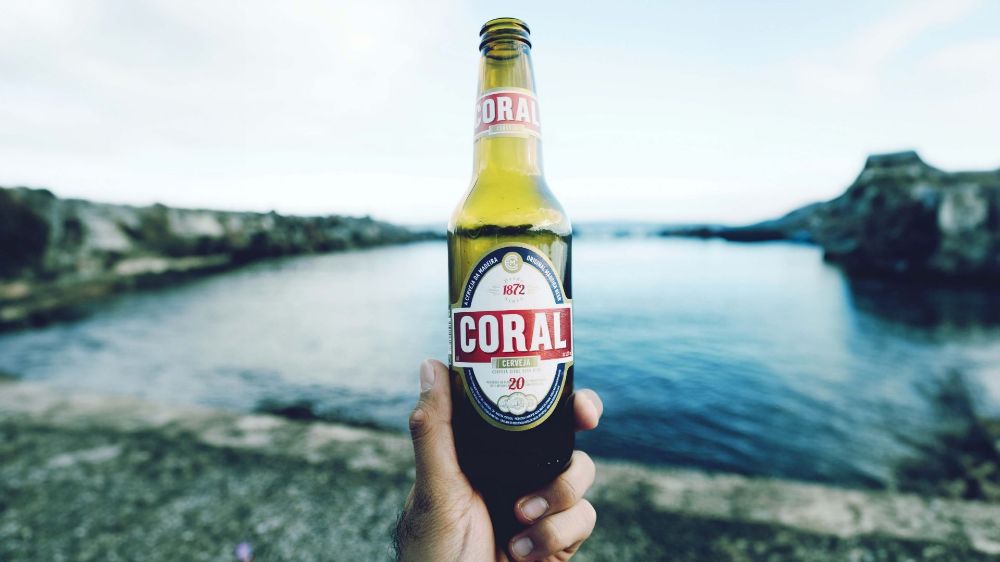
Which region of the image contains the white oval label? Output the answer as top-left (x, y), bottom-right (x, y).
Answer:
top-left (451, 244), bottom-right (572, 430)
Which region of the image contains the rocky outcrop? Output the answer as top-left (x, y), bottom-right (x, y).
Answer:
top-left (815, 152), bottom-right (1000, 279)
top-left (661, 152), bottom-right (1000, 281)
top-left (0, 187), bottom-right (438, 328)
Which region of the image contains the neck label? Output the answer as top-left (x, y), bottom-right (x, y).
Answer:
top-left (474, 88), bottom-right (541, 139)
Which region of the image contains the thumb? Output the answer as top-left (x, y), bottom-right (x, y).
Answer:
top-left (409, 359), bottom-right (464, 495)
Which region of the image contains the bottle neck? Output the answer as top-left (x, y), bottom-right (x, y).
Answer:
top-left (472, 40), bottom-right (543, 178)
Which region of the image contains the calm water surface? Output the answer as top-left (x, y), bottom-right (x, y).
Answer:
top-left (2, 238), bottom-right (999, 487)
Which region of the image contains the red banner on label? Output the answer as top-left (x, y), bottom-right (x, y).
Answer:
top-left (474, 90), bottom-right (541, 136)
top-left (453, 307), bottom-right (572, 363)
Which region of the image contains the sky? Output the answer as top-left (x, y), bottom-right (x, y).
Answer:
top-left (1, 0), bottom-right (998, 225)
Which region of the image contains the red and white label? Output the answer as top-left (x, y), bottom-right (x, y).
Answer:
top-left (474, 88), bottom-right (541, 138)
top-left (451, 245), bottom-right (571, 430)
top-left (453, 307), bottom-right (572, 364)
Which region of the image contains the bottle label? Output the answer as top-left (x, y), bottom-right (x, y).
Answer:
top-left (474, 88), bottom-right (541, 139)
top-left (451, 244), bottom-right (572, 430)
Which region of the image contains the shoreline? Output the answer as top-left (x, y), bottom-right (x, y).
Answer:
top-left (2, 380), bottom-right (999, 561)
top-left (0, 239), bottom-right (438, 331)
top-left (4, 365), bottom-right (1000, 504)
top-left (0, 186), bottom-right (441, 331)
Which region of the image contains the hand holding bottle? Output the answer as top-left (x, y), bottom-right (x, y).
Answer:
top-left (395, 360), bottom-right (603, 562)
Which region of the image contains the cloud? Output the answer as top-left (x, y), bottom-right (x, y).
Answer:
top-left (916, 35), bottom-right (1000, 131)
top-left (1, 1), bottom-right (996, 222)
top-left (0, 0), bottom-right (466, 155)
top-left (925, 35), bottom-right (1000, 74)
top-left (794, 0), bottom-right (983, 102)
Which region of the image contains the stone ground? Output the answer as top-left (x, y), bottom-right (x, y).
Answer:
top-left (1, 382), bottom-right (999, 562)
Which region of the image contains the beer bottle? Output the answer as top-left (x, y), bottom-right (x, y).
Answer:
top-left (448, 17), bottom-right (574, 534)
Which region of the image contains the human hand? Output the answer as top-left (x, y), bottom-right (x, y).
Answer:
top-left (394, 359), bottom-right (603, 562)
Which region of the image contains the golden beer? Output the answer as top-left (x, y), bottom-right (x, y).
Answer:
top-left (448, 18), bottom-right (574, 532)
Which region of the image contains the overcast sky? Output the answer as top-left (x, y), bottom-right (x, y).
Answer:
top-left (2, 0), bottom-right (998, 224)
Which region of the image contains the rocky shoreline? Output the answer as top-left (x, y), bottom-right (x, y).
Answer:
top-left (2, 380), bottom-right (1000, 562)
top-left (661, 151), bottom-right (1000, 281)
top-left (0, 187), bottom-right (439, 330)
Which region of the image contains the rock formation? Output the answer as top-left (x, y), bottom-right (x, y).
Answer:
top-left (661, 151), bottom-right (1000, 280)
top-left (0, 187), bottom-right (438, 328)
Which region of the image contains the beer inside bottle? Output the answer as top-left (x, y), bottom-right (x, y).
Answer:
top-left (448, 17), bottom-right (574, 527)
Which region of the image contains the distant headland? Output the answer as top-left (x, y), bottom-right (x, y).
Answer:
top-left (0, 188), bottom-right (439, 329)
top-left (660, 151), bottom-right (1000, 282)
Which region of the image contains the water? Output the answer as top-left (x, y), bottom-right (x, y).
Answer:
top-left (1, 238), bottom-right (999, 488)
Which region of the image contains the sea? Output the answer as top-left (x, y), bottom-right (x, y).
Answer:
top-left (2, 235), bottom-right (999, 488)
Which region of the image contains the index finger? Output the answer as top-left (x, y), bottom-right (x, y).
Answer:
top-left (573, 389), bottom-right (603, 431)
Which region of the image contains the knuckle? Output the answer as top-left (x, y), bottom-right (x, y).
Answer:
top-left (536, 517), bottom-right (567, 553)
top-left (554, 471), bottom-right (580, 505)
top-left (584, 389), bottom-right (603, 411)
top-left (408, 406), bottom-right (430, 439)
top-left (548, 452), bottom-right (594, 507)
top-left (580, 499), bottom-right (597, 535)
top-left (575, 451), bottom-right (596, 480)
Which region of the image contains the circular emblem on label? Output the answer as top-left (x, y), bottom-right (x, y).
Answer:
top-left (502, 252), bottom-right (522, 273)
top-left (451, 244), bottom-right (573, 431)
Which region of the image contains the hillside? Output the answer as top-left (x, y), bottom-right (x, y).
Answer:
top-left (661, 151), bottom-right (1000, 280)
top-left (0, 187), bottom-right (437, 328)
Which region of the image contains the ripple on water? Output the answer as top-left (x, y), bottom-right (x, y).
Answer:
top-left (1, 239), bottom-right (998, 488)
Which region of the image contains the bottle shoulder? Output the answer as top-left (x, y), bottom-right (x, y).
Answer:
top-left (448, 175), bottom-right (571, 236)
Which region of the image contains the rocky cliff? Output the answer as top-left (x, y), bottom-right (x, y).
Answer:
top-left (662, 152), bottom-right (1000, 280)
top-left (0, 187), bottom-right (438, 328)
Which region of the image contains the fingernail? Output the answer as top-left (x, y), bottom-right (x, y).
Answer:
top-left (511, 536), bottom-right (533, 558)
top-left (419, 361), bottom-right (435, 393)
top-left (520, 496), bottom-right (548, 520)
